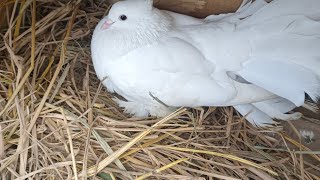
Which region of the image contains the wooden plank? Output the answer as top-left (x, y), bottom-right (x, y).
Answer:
top-left (107, 0), bottom-right (243, 18)
top-left (154, 0), bottom-right (243, 18)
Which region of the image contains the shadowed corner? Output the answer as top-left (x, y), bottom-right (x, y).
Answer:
top-left (282, 93), bottom-right (320, 156)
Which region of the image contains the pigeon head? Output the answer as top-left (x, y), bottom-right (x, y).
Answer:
top-left (91, 0), bottom-right (172, 64)
top-left (99, 0), bottom-right (171, 33)
top-left (100, 0), bottom-right (153, 30)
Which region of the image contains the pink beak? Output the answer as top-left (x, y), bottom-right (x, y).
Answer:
top-left (101, 19), bottom-right (114, 30)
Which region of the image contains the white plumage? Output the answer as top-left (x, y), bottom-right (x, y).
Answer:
top-left (91, 0), bottom-right (320, 126)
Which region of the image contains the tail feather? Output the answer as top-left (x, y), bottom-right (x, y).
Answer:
top-left (234, 104), bottom-right (275, 126)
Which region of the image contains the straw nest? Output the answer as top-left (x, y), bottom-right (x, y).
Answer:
top-left (0, 0), bottom-right (319, 179)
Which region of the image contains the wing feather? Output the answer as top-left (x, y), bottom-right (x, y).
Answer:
top-left (239, 59), bottom-right (320, 106)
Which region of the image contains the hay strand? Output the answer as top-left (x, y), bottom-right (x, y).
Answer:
top-left (135, 158), bottom-right (189, 180)
top-left (78, 108), bottom-right (187, 178)
top-left (0, 0), bottom-right (319, 179)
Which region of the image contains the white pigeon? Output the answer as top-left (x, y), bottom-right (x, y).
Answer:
top-left (91, 0), bottom-right (320, 126)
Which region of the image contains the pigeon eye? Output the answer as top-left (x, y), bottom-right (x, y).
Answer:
top-left (119, 15), bottom-right (127, 21)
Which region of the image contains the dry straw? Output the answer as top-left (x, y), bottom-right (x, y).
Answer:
top-left (0, 0), bottom-right (319, 179)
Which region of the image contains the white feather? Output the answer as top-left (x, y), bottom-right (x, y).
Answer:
top-left (91, 0), bottom-right (320, 126)
top-left (239, 59), bottom-right (320, 106)
top-left (234, 104), bottom-right (275, 126)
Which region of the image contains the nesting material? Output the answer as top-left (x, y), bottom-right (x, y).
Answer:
top-left (0, 0), bottom-right (319, 179)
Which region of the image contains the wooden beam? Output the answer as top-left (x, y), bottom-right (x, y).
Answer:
top-left (107, 0), bottom-right (244, 18)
